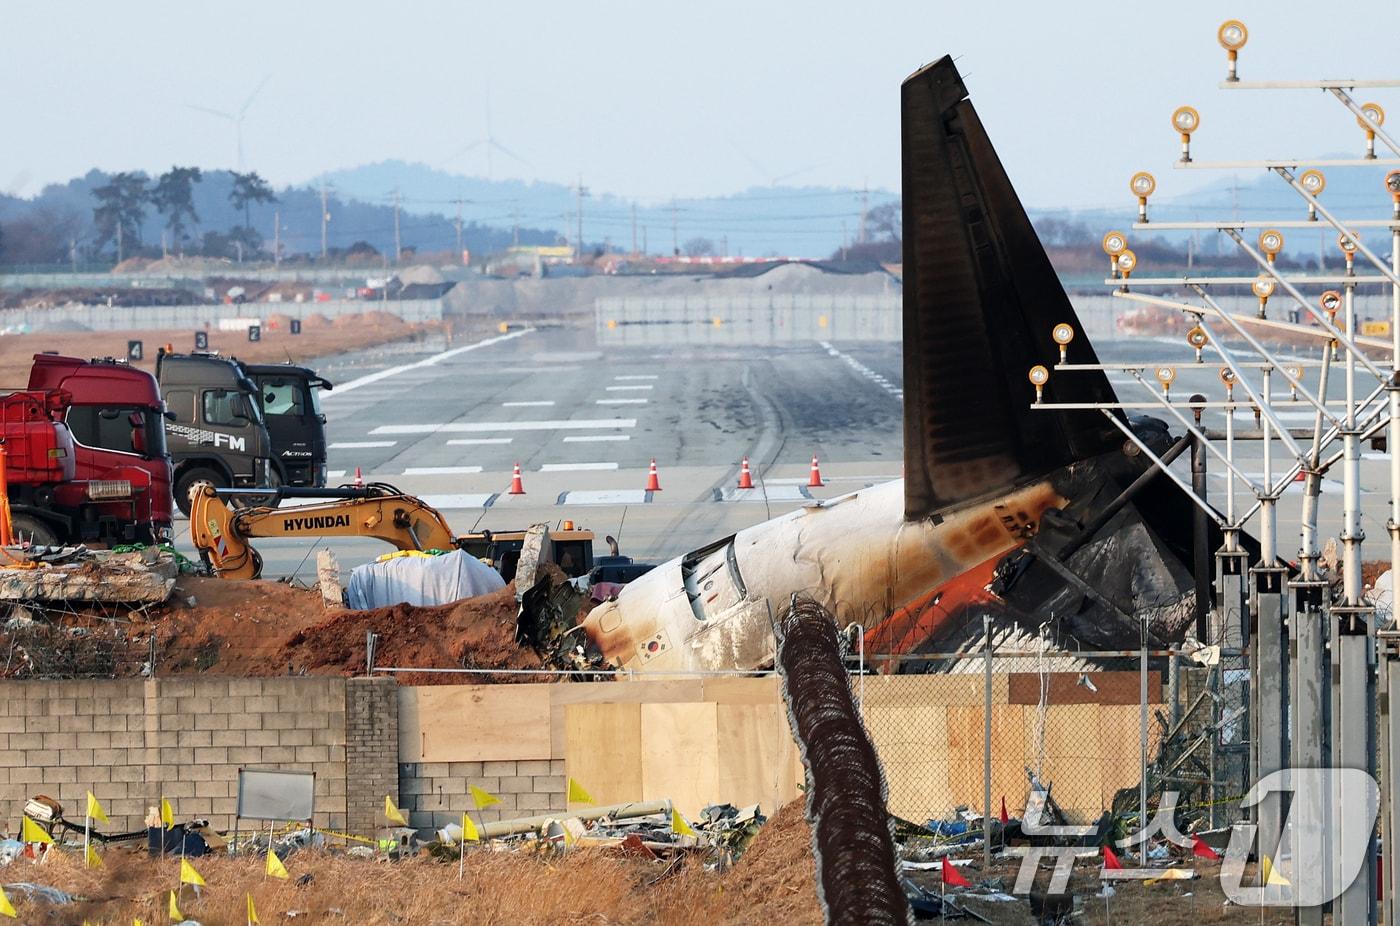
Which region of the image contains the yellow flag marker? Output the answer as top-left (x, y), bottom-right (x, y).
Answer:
top-left (266, 849), bottom-right (289, 880)
top-left (167, 890), bottom-right (182, 922)
top-left (160, 798), bottom-right (175, 830)
top-left (0, 885), bottom-right (15, 919)
top-left (1262, 855), bottom-right (1291, 887)
top-left (85, 842), bottom-right (103, 869)
top-left (383, 795), bottom-right (407, 826)
top-left (86, 791), bottom-right (109, 824)
top-left (135, 919), bottom-right (144, 926)
top-left (469, 785), bottom-right (500, 810)
top-left (246, 892), bottom-right (260, 925)
top-left (20, 816), bottom-right (53, 845)
top-left (461, 813), bottom-right (480, 843)
top-left (179, 858), bottom-right (206, 887)
top-left (566, 778), bottom-right (595, 805)
top-left (671, 809), bottom-right (698, 838)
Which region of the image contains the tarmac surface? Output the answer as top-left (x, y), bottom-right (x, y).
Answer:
top-left (173, 324), bottom-right (907, 581)
top-left (171, 322), bottom-right (1400, 583)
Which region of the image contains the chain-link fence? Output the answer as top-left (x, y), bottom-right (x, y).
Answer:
top-left (853, 641), bottom-right (1172, 828)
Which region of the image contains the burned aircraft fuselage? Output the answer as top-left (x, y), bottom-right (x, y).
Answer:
top-left (574, 54), bottom-right (1217, 674)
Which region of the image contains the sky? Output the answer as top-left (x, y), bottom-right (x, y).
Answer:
top-left (2, 0), bottom-right (1398, 210)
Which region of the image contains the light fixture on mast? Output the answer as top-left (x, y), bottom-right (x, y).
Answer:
top-left (1172, 106), bottom-right (1200, 163)
top-left (1217, 20), bottom-right (1247, 81)
top-left (1299, 169), bottom-right (1326, 221)
top-left (1130, 172), bottom-right (1156, 223)
top-left (1358, 103), bottom-right (1386, 159)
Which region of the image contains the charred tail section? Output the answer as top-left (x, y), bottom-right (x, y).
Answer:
top-left (901, 56), bottom-right (1121, 521)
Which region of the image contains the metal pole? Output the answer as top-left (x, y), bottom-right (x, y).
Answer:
top-left (1391, 199), bottom-right (1400, 612)
top-left (1139, 619), bottom-right (1148, 863)
top-left (983, 613), bottom-right (993, 874)
top-left (1380, 632), bottom-right (1400, 926)
top-left (1192, 433), bottom-right (1210, 640)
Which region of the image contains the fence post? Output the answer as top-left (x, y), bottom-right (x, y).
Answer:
top-left (1139, 620), bottom-right (1149, 862)
top-left (983, 613), bottom-right (993, 873)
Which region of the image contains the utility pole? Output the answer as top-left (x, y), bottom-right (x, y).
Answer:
top-left (858, 182), bottom-right (869, 245)
top-left (670, 199), bottom-right (679, 256)
top-left (273, 210), bottom-right (281, 267)
top-left (392, 189), bottom-right (402, 265)
top-left (454, 199), bottom-right (464, 259)
top-left (575, 177), bottom-right (589, 262)
top-left (320, 184), bottom-right (330, 261)
top-left (116, 222), bottom-right (123, 264)
top-left (631, 202), bottom-right (638, 257)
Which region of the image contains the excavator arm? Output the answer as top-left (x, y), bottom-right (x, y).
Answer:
top-left (189, 484), bottom-right (459, 579)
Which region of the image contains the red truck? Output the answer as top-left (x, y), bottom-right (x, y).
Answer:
top-left (7, 354), bottom-right (175, 546)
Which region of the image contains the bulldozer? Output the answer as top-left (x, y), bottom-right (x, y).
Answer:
top-left (188, 482), bottom-right (600, 581)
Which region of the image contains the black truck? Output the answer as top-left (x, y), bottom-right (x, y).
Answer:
top-left (242, 363), bottom-right (333, 489)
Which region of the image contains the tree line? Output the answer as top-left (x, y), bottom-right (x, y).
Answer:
top-left (91, 168), bottom-right (276, 262)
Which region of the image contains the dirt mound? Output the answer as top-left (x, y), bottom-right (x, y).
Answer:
top-left (283, 582), bottom-right (540, 683)
top-left (719, 800), bottom-right (819, 923)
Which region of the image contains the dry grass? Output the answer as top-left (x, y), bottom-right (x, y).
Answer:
top-left (8, 844), bottom-right (733, 926)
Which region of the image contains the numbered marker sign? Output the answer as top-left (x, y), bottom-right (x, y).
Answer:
top-left (248, 325), bottom-right (261, 343)
top-left (194, 331), bottom-right (209, 351)
top-left (290, 318), bottom-right (302, 335)
top-left (127, 340), bottom-right (143, 362)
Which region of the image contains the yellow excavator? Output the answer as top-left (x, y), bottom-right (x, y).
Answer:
top-left (188, 482), bottom-right (599, 581)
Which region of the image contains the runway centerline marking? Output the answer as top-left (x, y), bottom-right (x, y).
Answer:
top-left (596, 398), bottom-right (648, 405)
top-left (563, 435), bottom-right (630, 443)
top-left (503, 400), bottom-right (555, 407)
top-left (540, 462), bottom-right (619, 472)
top-left (371, 418), bottom-right (637, 435)
top-left (403, 466), bottom-right (484, 475)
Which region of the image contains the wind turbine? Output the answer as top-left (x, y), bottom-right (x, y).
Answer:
top-left (729, 138), bottom-right (825, 186)
top-left (440, 82), bottom-right (532, 179)
top-left (186, 74), bottom-right (271, 171)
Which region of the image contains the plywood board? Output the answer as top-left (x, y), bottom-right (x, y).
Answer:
top-left (716, 703), bottom-right (802, 812)
top-left (639, 702), bottom-right (719, 819)
top-left (702, 675), bottom-right (782, 704)
top-left (860, 672), bottom-right (1007, 709)
top-left (564, 703), bottom-right (643, 810)
top-left (1097, 704), bottom-right (1148, 811)
top-left (400, 684), bottom-right (552, 762)
top-left (1008, 672), bottom-right (1162, 706)
top-left (1037, 705), bottom-right (1104, 820)
top-left (549, 680), bottom-right (702, 757)
top-left (864, 703), bottom-right (950, 821)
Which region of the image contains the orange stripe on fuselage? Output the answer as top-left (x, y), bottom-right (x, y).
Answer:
top-left (863, 549), bottom-right (1011, 658)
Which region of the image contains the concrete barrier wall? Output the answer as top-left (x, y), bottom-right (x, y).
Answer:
top-left (0, 299), bottom-right (443, 333)
top-left (595, 294), bottom-right (901, 345)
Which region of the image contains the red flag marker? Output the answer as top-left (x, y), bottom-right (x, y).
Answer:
top-left (999, 797), bottom-right (1009, 825)
top-left (1102, 844), bottom-right (1124, 870)
top-left (1191, 835), bottom-right (1220, 860)
top-left (942, 856), bottom-right (973, 888)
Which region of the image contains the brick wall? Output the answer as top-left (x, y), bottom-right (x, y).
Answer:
top-left (397, 759), bottom-right (567, 831)
top-left (1, 677), bottom-right (349, 835)
top-left (345, 677), bottom-right (399, 836)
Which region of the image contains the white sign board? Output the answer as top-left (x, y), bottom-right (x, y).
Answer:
top-left (236, 768), bottom-right (316, 822)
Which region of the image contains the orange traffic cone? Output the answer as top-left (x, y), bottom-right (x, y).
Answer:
top-left (353, 466), bottom-right (364, 487)
top-left (737, 457), bottom-right (754, 489)
top-left (808, 455), bottom-right (824, 488)
top-left (645, 459), bottom-right (662, 492)
top-left (508, 462), bottom-right (526, 495)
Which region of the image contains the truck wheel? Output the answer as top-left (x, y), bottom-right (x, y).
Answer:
top-left (175, 468), bottom-right (226, 518)
top-left (235, 469), bottom-right (281, 511)
top-left (10, 513), bottom-right (60, 547)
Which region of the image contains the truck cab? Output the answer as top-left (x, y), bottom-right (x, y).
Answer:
top-left (25, 354), bottom-right (175, 545)
top-left (154, 350), bottom-right (276, 516)
top-left (243, 363), bottom-right (332, 488)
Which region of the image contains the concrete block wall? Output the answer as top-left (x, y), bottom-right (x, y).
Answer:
top-left (397, 759), bottom-right (567, 831)
top-left (1, 677), bottom-right (350, 836)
